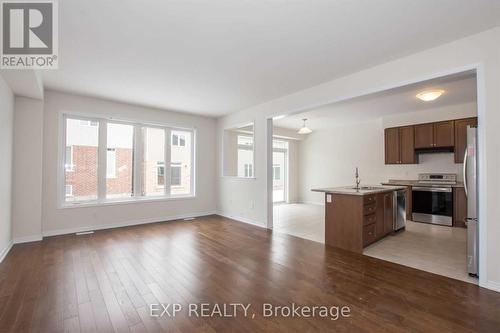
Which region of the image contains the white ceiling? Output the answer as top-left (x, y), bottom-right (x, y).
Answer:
top-left (274, 72), bottom-right (477, 130)
top-left (41, 0), bottom-right (500, 117)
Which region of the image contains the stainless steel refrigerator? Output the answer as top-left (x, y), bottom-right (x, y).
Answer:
top-left (464, 126), bottom-right (478, 277)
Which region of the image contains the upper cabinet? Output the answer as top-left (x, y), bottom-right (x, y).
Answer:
top-left (414, 120), bottom-right (454, 149)
top-left (384, 117), bottom-right (477, 165)
top-left (434, 121), bottom-right (455, 147)
top-left (454, 117), bottom-right (478, 163)
top-left (384, 126), bottom-right (416, 164)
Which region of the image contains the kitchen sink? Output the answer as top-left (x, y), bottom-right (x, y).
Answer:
top-left (347, 186), bottom-right (386, 190)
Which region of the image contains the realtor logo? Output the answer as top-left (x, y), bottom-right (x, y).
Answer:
top-left (1, 0), bottom-right (58, 69)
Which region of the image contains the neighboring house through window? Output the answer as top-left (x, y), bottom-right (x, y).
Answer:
top-left (172, 134), bottom-right (186, 146)
top-left (106, 148), bottom-right (117, 178)
top-left (273, 164), bottom-right (281, 180)
top-left (65, 185), bottom-right (73, 197)
top-left (244, 163), bottom-right (253, 178)
top-left (171, 163), bottom-right (182, 186)
top-left (157, 161), bottom-right (165, 186)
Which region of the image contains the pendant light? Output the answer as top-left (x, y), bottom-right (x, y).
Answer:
top-left (298, 118), bottom-right (312, 134)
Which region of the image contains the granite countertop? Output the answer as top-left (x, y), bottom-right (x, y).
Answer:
top-left (381, 179), bottom-right (464, 188)
top-left (311, 185), bottom-right (406, 196)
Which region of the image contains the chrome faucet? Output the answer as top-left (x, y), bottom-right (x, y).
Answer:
top-left (355, 167), bottom-right (361, 190)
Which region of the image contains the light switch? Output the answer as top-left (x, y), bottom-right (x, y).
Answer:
top-left (326, 194), bottom-right (332, 203)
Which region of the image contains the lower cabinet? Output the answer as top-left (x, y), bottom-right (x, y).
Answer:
top-left (325, 191), bottom-right (397, 253)
top-left (363, 192), bottom-right (394, 247)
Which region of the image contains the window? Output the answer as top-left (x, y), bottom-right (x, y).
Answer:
top-left (273, 164), bottom-right (281, 180)
top-left (65, 146), bottom-right (73, 171)
top-left (62, 115), bottom-right (196, 206)
top-left (106, 123), bottom-right (134, 199)
top-left (170, 130), bottom-right (192, 195)
top-left (64, 118), bottom-right (99, 202)
top-left (106, 149), bottom-right (117, 178)
top-left (172, 133), bottom-right (186, 147)
top-left (237, 135), bottom-right (254, 178)
top-left (65, 185), bottom-right (73, 197)
top-left (157, 162), bottom-right (165, 186)
top-left (171, 163), bottom-right (181, 186)
top-left (244, 163), bottom-right (253, 178)
top-left (80, 120), bottom-right (98, 126)
top-left (143, 127), bottom-right (165, 196)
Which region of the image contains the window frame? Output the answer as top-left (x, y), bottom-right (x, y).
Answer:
top-left (59, 114), bottom-right (196, 208)
top-left (65, 145), bottom-right (74, 172)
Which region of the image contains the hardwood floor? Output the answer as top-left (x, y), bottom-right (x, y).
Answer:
top-left (0, 215), bottom-right (499, 332)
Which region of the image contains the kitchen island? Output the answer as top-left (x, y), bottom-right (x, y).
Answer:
top-left (312, 185), bottom-right (406, 253)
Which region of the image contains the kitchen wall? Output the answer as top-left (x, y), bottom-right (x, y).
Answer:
top-left (0, 74), bottom-right (14, 262)
top-left (41, 90), bottom-right (217, 235)
top-left (298, 102), bottom-right (477, 205)
top-left (216, 27), bottom-right (500, 291)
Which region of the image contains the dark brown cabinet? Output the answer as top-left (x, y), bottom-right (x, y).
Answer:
top-left (384, 117), bottom-right (476, 165)
top-left (453, 187), bottom-right (467, 228)
top-left (434, 121), bottom-right (455, 147)
top-left (325, 191), bottom-right (397, 253)
top-left (454, 117), bottom-right (478, 163)
top-left (415, 121), bottom-right (454, 149)
top-left (414, 123), bottom-right (434, 149)
top-left (384, 126), bottom-right (416, 164)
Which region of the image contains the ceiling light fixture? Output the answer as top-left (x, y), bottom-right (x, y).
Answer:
top-left (416, 89), bottom-right (445, 102)
top-left (298, 118), bottom-right (312, 134)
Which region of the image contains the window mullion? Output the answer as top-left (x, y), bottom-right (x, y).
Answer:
top-left (165, 128), bottom-right (172, 196)
top-left (191, 130), bottom-right (195, 196)
top-left (97, 119), bottom-right (107, 201)
top-left (133, 125), bottom-right (143, 198)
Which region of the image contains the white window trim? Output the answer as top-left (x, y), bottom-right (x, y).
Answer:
top-left (65, 145), bottom-right (74, 172)
top-left (59, 114), bottom-right (196, 208)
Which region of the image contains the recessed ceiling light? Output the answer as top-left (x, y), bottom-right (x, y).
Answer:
top-left (416, 89), bottom-right (445, 102)
top-left (297, 118), bottom-right (312, 134)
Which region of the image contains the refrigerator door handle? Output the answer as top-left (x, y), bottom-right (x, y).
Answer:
top-left (463, 148), bottom-right (468, 197)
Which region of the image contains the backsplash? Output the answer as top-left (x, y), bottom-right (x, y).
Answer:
top-left (383, 151), bottom-right (463, 181)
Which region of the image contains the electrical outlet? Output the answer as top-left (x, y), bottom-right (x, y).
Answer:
top-left (250, 200), bottom-right (255, 209)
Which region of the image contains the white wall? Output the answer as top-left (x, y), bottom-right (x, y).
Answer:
top-left (41, 90), bottom-right (217, 235)
top-left (216, 27), bottom-right (500, 291)
top-left (12, 97), bottom-right (44, 242)
top-left (0, 74), bottom-right (14, 262)
top-left (299, 102), bottom-right (477, 204)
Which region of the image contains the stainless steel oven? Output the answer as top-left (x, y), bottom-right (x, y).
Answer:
top-left (412, 186), bottom-right (453, 226)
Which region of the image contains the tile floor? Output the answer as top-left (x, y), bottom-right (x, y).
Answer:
top-left (273, 203), bottom-right (324, 243)
top-left (273, 203), bottom-right (478, 284)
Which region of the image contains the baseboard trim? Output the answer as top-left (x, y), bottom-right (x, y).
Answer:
top-left (0, 240), bottom-right (14, 263)
top-left (43, 210), bottom-right (217, 237)
top-left (14, 234), bottom-right (43, 244)
top-left (217, 212), bottom-right (267, 229)
top-left (486, 280), bottom-right (500, 293)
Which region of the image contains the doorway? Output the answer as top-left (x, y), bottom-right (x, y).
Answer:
top-left (272, 140), bottom-right (288, 203)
